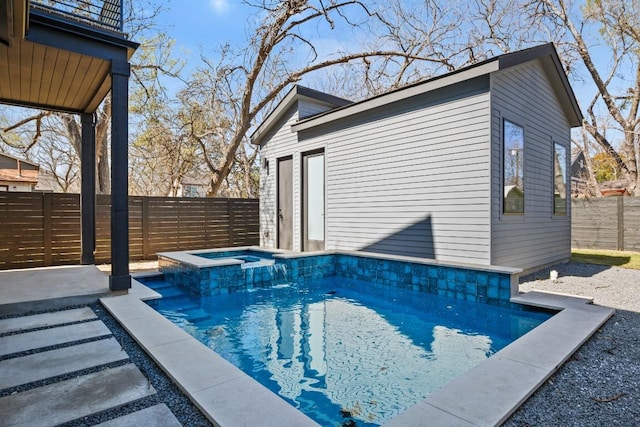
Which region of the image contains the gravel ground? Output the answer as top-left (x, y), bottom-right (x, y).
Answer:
top-left (504, 262), bottom-right (640, 426)
top-left (81, 303), bottom-right (213, 427)
top-left (8, 261), bottom-right (636, 426)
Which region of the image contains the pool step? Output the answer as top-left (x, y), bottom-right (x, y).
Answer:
top-left (158, 295), bottom-right (199, 311)
top-left (182, 308), bottom-right (210, 323)
top-left (158, 287), bottom-right (190, 298)
top-left (142, 280), bottom-right (174, 292)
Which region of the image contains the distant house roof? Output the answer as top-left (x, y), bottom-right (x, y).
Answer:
top-left (571, 151), bottom-right (587, 179)
top-left (0, 152), bottom-right (39, 169)
top-left (250, 85), bottom-right (352, 145)
top-left (0, 153), bottom-right (40, 185)
top-left (289, 43), bottom-right (582, 133)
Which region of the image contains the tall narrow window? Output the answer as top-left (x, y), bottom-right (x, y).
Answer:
top-left (554, 143), bottom-right (567, 215)
top-left (503, 120), bottom-right (524, 214)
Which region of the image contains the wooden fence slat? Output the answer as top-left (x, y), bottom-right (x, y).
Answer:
top-left (572, 196), bottom-right (640, 251)
top-left (0, 192), bottom-right (259, 269)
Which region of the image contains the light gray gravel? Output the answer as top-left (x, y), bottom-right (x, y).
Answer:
top-left (504, 262), bottom-right (640, 426)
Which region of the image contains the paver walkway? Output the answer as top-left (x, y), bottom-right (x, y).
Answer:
top-left (0, 307), bottom-right (182, 426)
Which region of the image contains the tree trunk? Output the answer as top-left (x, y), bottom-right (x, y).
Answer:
top-left (97, 131), bottom-right (111, 194)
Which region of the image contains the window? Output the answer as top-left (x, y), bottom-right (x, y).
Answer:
top-left (503, 120), bottom-right (524, 214)
top-left (553, 143), bottom-right (567, 215)
top-left (183, 184), bottom-right (198, 197)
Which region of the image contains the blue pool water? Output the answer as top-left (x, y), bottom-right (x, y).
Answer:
top-left (142, 275), bottom-right (551, 426)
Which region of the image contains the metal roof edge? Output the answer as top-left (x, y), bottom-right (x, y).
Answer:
top-left (291, 43), bottom-right (583, 132)
top-left (291, 60), bottom-right (500, 132)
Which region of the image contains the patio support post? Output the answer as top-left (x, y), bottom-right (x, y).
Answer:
top-left (80, 112), bottom-right (96, 265)
top-left (109, 59), bottom-right (131, 291)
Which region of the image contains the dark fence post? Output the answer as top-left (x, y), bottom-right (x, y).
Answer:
top-left (43, 193), bottom-right (52, 266)
top-left (617, 196), bottom-right (624, 251)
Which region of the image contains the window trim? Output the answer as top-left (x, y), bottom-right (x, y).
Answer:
top-left (502, 118), bottom-right (525, 215)
top-left (553, 141), bottom-right (568, 216)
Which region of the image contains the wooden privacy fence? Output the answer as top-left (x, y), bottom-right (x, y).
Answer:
top-left (572, 197), bottom-right (640, 252)
top-left (0, 192), bottom-right (259, 270)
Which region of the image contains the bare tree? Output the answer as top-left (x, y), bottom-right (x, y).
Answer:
top-left (527, 0), bottom-right (640, 195)
top-left (185, 0), bottom-right (501, 196)
top-left (573, 129), bottom-right (602, 197)
top-left (0, 1), bottom-right (181, 194)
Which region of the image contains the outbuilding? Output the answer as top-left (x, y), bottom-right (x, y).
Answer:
top-left (251, 43), bottom-right (582, 273)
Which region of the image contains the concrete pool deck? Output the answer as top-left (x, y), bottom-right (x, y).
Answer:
top-left (0, 266), bottom-right (184, 426)
top-left (101, 274), bottom-right (613, 427)
top-left (0, 264), bottom-right (614, 426)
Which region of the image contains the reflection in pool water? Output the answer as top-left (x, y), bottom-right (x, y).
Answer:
top-left (145, 277), bottom-right (550, 426)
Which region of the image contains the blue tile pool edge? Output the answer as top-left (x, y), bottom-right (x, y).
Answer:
top-left (101, 279), bottom-right (614, 427)
top-left (157, 247), bottom-right (521, 308)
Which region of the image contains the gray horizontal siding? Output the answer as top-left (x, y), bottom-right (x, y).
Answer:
top-left (490, 60), bottom-right (572, 270)
top-left (300, 88), bottom-right (492, 264)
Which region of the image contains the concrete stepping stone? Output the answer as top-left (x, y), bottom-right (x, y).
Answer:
top-left (0, 307), bottom-right (96, 334)
top-left (0, 320), bottom-right (111, 357)
top-left (95, 404), bottom-right (182, 427)
top-left (0, 363), bottom-right (156, 427)
top-left (0, 338), bottom-right (128, 389)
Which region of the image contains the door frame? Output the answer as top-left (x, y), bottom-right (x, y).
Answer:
top-left (301, 148), bottom-right (325, 251)
top-left (276, 155), bottom-right (293, 250)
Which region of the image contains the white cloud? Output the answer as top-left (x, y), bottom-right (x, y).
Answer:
top-left (209, 0), bottom-right (230, 15)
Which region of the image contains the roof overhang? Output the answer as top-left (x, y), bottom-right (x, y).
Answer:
top-left (0, 0), bottom-right (28, 47)
top-left (0, 2), bottom-right (139, 114)
top-left (250, 85), bottom-right (352, 146)
top-left (291, 43), bottom-right (583, 133)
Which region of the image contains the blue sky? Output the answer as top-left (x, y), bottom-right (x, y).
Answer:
top-left (157, 0), bottom-right (250, 65)
top-left (150, 0), bottom-right (614, 127)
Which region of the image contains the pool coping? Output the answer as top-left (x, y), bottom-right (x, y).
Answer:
top-left (101, 275), bottom-right (613, 427)
top-left (158, 246), bottom-right (522, 276)
top-left (157, 246), bottom-right (522, 306)
top-left (157, 246), bottom-right (286, 269)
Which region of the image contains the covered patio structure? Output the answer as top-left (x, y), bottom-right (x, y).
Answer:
top-left (0, 0), bottom-right (138, 290)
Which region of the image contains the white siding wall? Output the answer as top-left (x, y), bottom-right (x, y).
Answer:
top-left (301, 89), bottom-right (493, 264)
top-left (0, 182), bottom-right (34, 191)
top-left (490, 60), bottom-right (572, 270)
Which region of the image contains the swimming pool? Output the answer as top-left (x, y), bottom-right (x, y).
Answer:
top-left (141, 273), bottom-right (551, 426)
